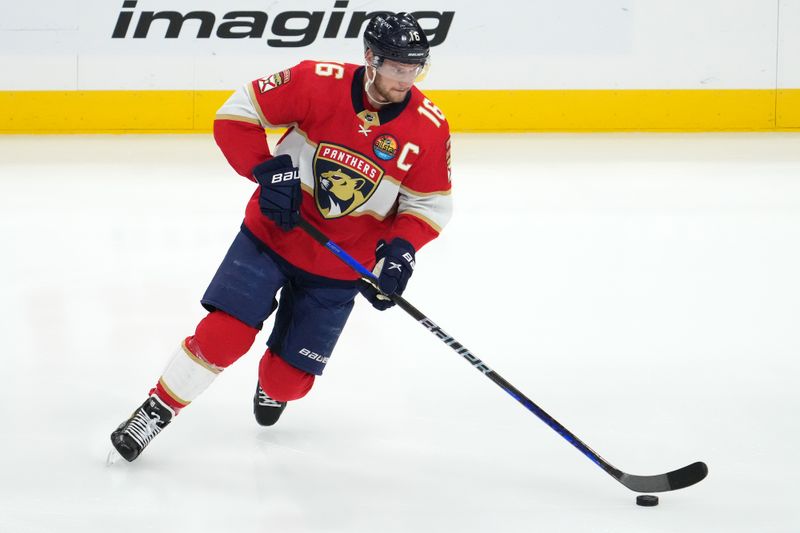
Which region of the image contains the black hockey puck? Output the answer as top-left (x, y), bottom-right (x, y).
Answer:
top-left (636, 495), bottom-right (659, 507)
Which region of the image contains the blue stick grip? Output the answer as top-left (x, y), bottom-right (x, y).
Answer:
top-left (297, 219), bottom-right (378, 281)
top-left (324, 241), bottom-right (376, 280)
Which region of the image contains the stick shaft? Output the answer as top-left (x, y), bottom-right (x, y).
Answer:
top-left (297, 219), bottom-right (620, 478)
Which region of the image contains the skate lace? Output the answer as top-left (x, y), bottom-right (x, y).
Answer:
top-left (126, 409), bottom-right (164, 449)
top-left (257, 387), bottom-right (283, 408)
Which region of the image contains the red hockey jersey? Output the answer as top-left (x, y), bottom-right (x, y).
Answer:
top-left (214, 60), bottom-right (452, 281)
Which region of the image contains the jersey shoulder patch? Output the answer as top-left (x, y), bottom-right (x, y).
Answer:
top-left (255, 60), bottom-right (322, 95)
top-left (256, 69), bottom-right (292, 94)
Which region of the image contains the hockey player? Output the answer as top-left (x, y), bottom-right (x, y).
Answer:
top-left (110, 12), bottom-right (452, 462)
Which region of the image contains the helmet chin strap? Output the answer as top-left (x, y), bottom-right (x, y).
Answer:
top-left (364, 66), bottom-right (391, 107)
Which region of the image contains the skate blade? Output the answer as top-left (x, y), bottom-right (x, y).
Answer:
top-left (106, 447), bottom-right (122, 466)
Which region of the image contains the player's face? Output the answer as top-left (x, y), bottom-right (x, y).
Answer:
top-left (365, 51), bottom-right (426, 105)
top-left (371, 64), bottom-right (415, 103)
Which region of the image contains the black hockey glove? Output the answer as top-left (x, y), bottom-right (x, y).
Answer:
top-left (359, 238), bottom-right (416, 311)
top-left (253, 155), bottom-right (301, 231)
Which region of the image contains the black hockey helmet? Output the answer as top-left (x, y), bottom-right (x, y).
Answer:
top-left (363, 12), bottom-right (430, 65)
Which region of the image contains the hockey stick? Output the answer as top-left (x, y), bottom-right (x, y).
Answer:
top-left (298, 218), bottom-right (708, 493)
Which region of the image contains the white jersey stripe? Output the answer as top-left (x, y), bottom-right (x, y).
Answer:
top-left (216, 85), bottom-right (262, 125)
top-left (215, 114), bottom-right (261, 125)
top-left (397, 190), bottom-right (452, 232)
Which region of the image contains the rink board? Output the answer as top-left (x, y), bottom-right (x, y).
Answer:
top-left (0, 88), bottom-right (798, 133)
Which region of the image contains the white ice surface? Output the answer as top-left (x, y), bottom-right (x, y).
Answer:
top-left (1, 133), bottom-right (798, 532)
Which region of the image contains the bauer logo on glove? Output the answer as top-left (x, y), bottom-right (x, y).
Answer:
top-left (270, 169), bottom-right (299, 184)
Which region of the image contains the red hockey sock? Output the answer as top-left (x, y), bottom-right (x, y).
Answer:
top-left (191, 311), bottom-right (259, 367)
top-left (259, 349), bottom-right (315, 402)
top-left (151, 383), bottom-right (185, 412)
top-left (151, 311), bottom-right (259, 412)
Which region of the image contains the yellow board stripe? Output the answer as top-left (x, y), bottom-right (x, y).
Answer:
top-left (1, 89), bottom-right (799, 133)
top-left (777, 89), bottom-right (800, 127)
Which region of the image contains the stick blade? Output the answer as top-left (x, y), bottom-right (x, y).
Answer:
top-left (618, 461), bottom-right (708, 493)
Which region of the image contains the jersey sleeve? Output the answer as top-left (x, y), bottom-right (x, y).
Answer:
top-left (388, 127), bottom-right (453, 251)
top-left (213, 118), bottom-right (270, 180)
top-left (213, 61), bottom-right (316, 179)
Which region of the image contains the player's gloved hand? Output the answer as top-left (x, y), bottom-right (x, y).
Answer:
top-left (253, 155), bottom-right (301, 231)
top-left (359, 238), bottom-right (416, 311)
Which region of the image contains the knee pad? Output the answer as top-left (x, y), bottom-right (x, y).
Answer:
top-left (189, 311), bottom-right (259, 368)
top-left (259, 349), bottom-right (315, 402)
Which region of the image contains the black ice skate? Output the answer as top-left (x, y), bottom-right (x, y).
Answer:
top-left (254, 383), bottom-right (287, 426)
top-left (109, 395), bottom-right (174, 462)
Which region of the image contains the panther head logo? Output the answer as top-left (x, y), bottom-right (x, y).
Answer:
top-left (313, 142), bottom-right (384, 219)
top-left (319, 169), bottom-right (367, 217)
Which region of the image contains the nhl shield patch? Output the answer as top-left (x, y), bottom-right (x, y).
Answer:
top-left (313, 143), bottom-right (384, 219)
top-left (257, 69), bottom-right (291, 93)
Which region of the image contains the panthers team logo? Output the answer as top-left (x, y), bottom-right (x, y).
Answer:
top-left (313, 143), bottom-right (384, 219)
top-left (373, 134), bottom-right (398, 161)
top-left (257, 69), bottom-right (291, 93)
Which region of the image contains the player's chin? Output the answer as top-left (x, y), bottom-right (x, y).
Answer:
top-left (389, 89), bottom-right (411, 102)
